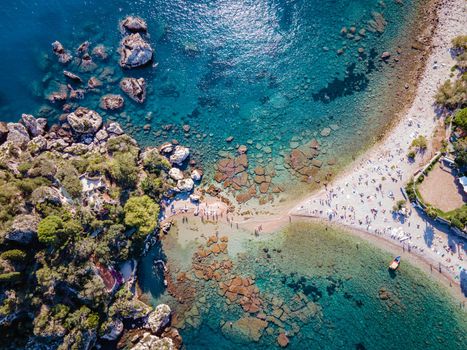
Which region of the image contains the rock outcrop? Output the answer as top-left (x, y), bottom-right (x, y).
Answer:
top-left (120, 77), bottom-right (146, 103)
top-left (120, 16), bottom-right (148, 34)
top-left (119, 33), bottom-right (153, 68)
top-left (131, 333), bottom-right (174, 350)
top-left (145, 304), bottom-right (171, 335)
top-left (100, 318), bottom-right (124, 341)
top-left (119, 34), bottom-right (153, 68)
top-left (6, 123), bottom-right (30, 148)
top-left (5, 214), bottom-right (40, 244)
top-left (67, 107), bottom-right (102, 134)
top-left (21, 114), bottom-right (47, 137)
top-left (169, 146), bottom-right (189, 165)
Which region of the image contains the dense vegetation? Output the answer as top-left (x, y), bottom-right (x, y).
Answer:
top-left (0, 129), bottom-right (176, 349)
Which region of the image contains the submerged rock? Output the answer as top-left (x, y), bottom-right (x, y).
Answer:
top-left (120, 77), bottom-right (146, 103)
top-left (221, 317), bottom-right (268, 343)
top-left (67, 107), bottom-right (102, 134)
top-left (119, 33), bottom-right (153, 68)
top-left (91, 45), bottom-right (109, 60)
top-left (87, 76), bottom-right (102, 89)
top-left (100, 94), bottom-right (125, 110)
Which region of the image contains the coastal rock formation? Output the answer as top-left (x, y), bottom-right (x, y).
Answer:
top-left (169, 168), bottom-right (184, 181)
top-left (21, 114), bottom-right (46, 137)
top-left (100, 94), bottom-right (125, 110)
top-left (107, 122), bottom-right (124, 135)
top-left (191, 169), bottom-right (202, 181)
top-left (277, 333), bottom-right (289, 347)
top-left (120, 16), bottom-right (148, 34)
top-left (120, 77), bottom-right (146, 103)
top-left (0, 122), bottom-right (8, 143)
top-left (100, 318), bottom-right (124, 341)
top-left (169, 145), bottom-right (190, 165)
top-left (177, 178), bottom-right (194, 192)
top-left (6, 123), bottom-right (30, 148)
top-left (52, 41), bottom-right (72, 64)
top-left (119, 33), bottom-right (153, 68)
top-left (5, 214), bottom-right (40, 244)
top-left (67, 107), bottom-right (102, 134)
top-left (146, 304), bottom-right (172, 335)
top-left (130, 333), bottom-right (174, 350)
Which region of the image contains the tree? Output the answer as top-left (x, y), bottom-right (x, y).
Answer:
top-left (451, 35), bottom-right (467, 50)
top-left (411, 135), bottom-right (427, 151)
top-left (108, 152), bottom-right (139, 188)
top-left (0, 249), bottom-right (27, 262)
top-left (37, 215), bottom-right (64, 245)
top-left (453, 107), bottom-right (467, 131)
top-left (124, 195), bottom-right (159, 238)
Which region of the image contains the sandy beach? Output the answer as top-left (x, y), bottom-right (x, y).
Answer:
top-left (290, 0), bottom-right (467, 296)
top-left (160, 0), bottom-right (467, 301)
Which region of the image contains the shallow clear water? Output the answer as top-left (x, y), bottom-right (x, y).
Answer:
top-left (0, 0), bottom-right (420, 184)
top-left (144, 222), bottom-right (467, 349)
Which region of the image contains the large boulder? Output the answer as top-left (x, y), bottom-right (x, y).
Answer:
top-left (100, 94), bottom-right (124, 110)
top-left (145, 304), bottom-right (171, 335)
top-left (119, 33), bottom-right (153, 68)
top-left (120, 16), bottom-right (148, 34)
top-left (5, 214), bottom-right (40, 244)
top-left (31, 186), bottom-right (62, 206)
top-left (176, 178), bottom-right (194, 192)
top-left (168, 168), bottom-right (184, 181)
top-left (120, 77), bottom-right (146, 103)
top-left (21, 114), bottom-right (47, 137)
top-left (169, 145), bottom-right (189, 165)
top-left (106, 122), bottom-right (124, 135)
top-left (67, 107), bottom-right (102, 134)
top-left (100, 318), bottom-right (124, 341)
top-left (6, 123), bottom-right (30, 148)
top-left (131, 333), bottom-right (173, 350)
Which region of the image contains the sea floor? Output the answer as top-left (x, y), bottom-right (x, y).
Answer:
top-left (139, 221), bottom-right (467, 350)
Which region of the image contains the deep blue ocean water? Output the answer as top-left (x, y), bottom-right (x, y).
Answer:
top-left (0, 0), bottom-right (420, 183)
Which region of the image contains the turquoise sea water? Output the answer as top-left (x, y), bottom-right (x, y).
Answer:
top-left (142, 222), bottom-right (467, 349)
top-left (0, 0), bottom-right (420, 184)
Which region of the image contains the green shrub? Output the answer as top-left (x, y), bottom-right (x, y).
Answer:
top-left (141, 175), bottom-right (166, 200)
top-left (407, 150), bottom-right (416, 159)
top-left (453, 108), bottom-right (467, 131)
top-left (37, 215), bottom-right (64, 245)
top-left (426, 206), bottom-right (438, 219)
top-left (142, 149), bottom-right (170, 174)
top-left (0, 272), bottom-right (21, 283)
top-left (108, 153), bottom-right (139, 188)
top-left (0, 249), bottom-right (27, 262)
top-left (435, 79), bottom-right (466, 109)
top-left (124, 195), bottom-right (159, 239)
top-left (56, 164), bottom-right (82, 199)
top-left (453, 138), bottom-right (467, 167)
top-left (451, 35), bottom-right (467, 50)
top-left (411, 135), bottom-right (427, 151)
